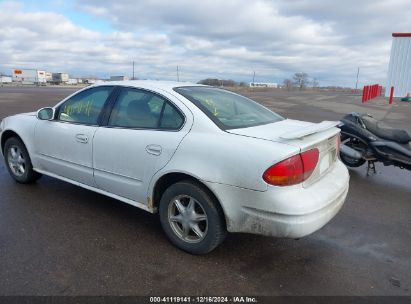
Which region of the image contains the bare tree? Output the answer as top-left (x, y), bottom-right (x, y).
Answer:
top-left (198, 78), bottom-right (237, 87)
top-left (198, 78), bottom-right (220, 86)
top-left (311, 78), bottom-right (319, 89)
top-left (293, 72), bottom-right (309, 90)
top-left (283, 79), bottom-right (293, 90)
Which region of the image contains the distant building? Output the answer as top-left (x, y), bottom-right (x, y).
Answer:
top-left (83, 78), bottom-right (97, 84)
top-left (12, 69), bottom-right (46, 85)
top-left (249, 82), bottom-right (278, 88)
top-left (51, 73), bottom-right (69, 84)
top-left (37, 71), bottom-right (47, 84)
top-left (45, 72), bottom-right (52, 82)
top-left (110, 76), bottom-right (129, 81)
top-left (0, 76), bottom-right (12, 84)
top-left (67, 79), bottom-right (78, 85)
top-left (386, 33), bottom-right (411, 97)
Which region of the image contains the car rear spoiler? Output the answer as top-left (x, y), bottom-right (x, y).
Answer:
top-left (280, 121), bottom-right (340, 140)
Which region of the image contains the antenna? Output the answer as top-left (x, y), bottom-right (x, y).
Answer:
top-left (132, 61), bottom-right (135, 80)
top-left (176, 66), bottom-right (180, 82)
top-left (252, 71), bottom-right (255, 84)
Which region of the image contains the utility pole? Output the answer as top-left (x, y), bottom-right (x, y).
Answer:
top-left (176, 66), bottom-right (180, 82)
top-left (355, 67), bottom-right (360, 90)
top-left (35, 69), bottom-right (39, 87)
top-left (132, 61), bottom-right (135, 80)
top-left (252, 71), bottom-right (255, 84)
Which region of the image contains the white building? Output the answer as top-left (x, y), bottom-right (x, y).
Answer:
top-left (84, 78), bottom-right (97, 84)
top-left (67, 79), bottom-right (78, 85)
top-left (249, 82), bottom-right (278, 88)
top-left (0, 76), bottom-right (12, 84)
top-left (386, 33), bottom-right (411, 97)
top-left (12, 69), bottom-right (46, 84)
top-left (45, 72), bottom-right (53, 82)
top-left (110, 75), bottom-right (129, 81)
top-left (37, 70), bottom-right (47, 84)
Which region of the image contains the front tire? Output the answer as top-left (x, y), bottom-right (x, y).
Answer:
top-left (159, 180), bottom-right (226, 254)
top-left (4, 137), bottom-right (41, 183)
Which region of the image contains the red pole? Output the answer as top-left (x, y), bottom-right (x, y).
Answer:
top-left (362, 86), bottom-right (365, 103)
top-left (389, 86), bottom-right (394, 105)
top-left (365, 86), bottom-right (369, 102)
top-left (364, 86), bottom-right (370, 102)
top-left (366, 85), bottom-right (370, 102)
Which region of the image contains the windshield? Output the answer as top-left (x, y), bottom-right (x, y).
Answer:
top-left (174, 86), bottom-right (283, 129)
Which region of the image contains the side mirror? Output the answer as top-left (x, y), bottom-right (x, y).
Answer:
top-left (36, 107), bottom-right (55, 120)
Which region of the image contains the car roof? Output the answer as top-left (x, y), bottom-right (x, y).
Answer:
top-left (93, 80), bottom-right (206, 92)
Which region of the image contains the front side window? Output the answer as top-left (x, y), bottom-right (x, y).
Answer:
top-left (174, 86), bottom-right (283, 129)
top-left (57, 86), bottom-right (113, 125)
top-left (108, 88), bottom-right (184, 130)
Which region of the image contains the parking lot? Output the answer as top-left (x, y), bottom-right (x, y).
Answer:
top-left (0, 86), bottom-right (410, 296)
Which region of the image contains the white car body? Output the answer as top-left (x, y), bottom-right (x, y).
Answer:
top-left (0, 81), bottom-right (349, 240)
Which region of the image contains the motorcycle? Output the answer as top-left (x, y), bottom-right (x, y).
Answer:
top-left (338, 112), bottom-right (411, 175)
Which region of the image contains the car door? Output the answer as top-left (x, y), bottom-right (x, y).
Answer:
top-left (34, 86), bottom-right (115, 186)
top-left (93, 87), bottom-right (191, 204)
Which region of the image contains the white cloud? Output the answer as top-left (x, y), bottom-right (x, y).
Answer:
top-left (1, 0), bottom-right (410, 86)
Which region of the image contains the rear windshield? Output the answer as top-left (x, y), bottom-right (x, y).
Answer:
top-left (174, 86), bottom-right (283, 129)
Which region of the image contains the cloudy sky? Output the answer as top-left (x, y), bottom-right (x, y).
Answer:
top-left (0, 0), bottom-right (410, 87)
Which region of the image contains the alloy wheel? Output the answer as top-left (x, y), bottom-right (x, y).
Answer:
top-left (8, 146), bottom-right (26, 177)
top-left (168, 195), bottom-right (208, 243)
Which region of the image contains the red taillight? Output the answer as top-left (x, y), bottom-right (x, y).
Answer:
top-left (301, 149), bottom-right (319, 180)
top-left (263, 149), bottom-right (319, 186)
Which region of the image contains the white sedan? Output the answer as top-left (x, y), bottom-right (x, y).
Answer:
top-left (0, 81), bottom-right (349, 254)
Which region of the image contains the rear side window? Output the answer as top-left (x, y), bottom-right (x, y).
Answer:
top-left (108, 88), bottom-right (184, 130)
top-left (58, 86), bottom-right (113, 125)
top-left (160, 103), bottom-right (184, 129)
top-left (174, 86), bottom-right (283, 129)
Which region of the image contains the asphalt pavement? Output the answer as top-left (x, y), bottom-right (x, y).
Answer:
top-left (0, 86), bottom-right (410, 296)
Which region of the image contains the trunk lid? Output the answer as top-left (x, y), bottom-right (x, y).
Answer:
top-left (227, 119), bottom-right (341, 187)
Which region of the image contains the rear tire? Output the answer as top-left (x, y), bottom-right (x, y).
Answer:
top-left (4, 137), bottom-right (42, 183)
top-left (159, 180), bottom-right (226, 254)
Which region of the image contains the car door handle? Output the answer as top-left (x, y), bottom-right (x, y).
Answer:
top-left (146, 144), bottom-right (162, 156)
top-left (75, 134), bottom-right (89, 144)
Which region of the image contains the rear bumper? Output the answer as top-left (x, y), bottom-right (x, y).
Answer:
top-left (204, 160), bottom-right (349, 238)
